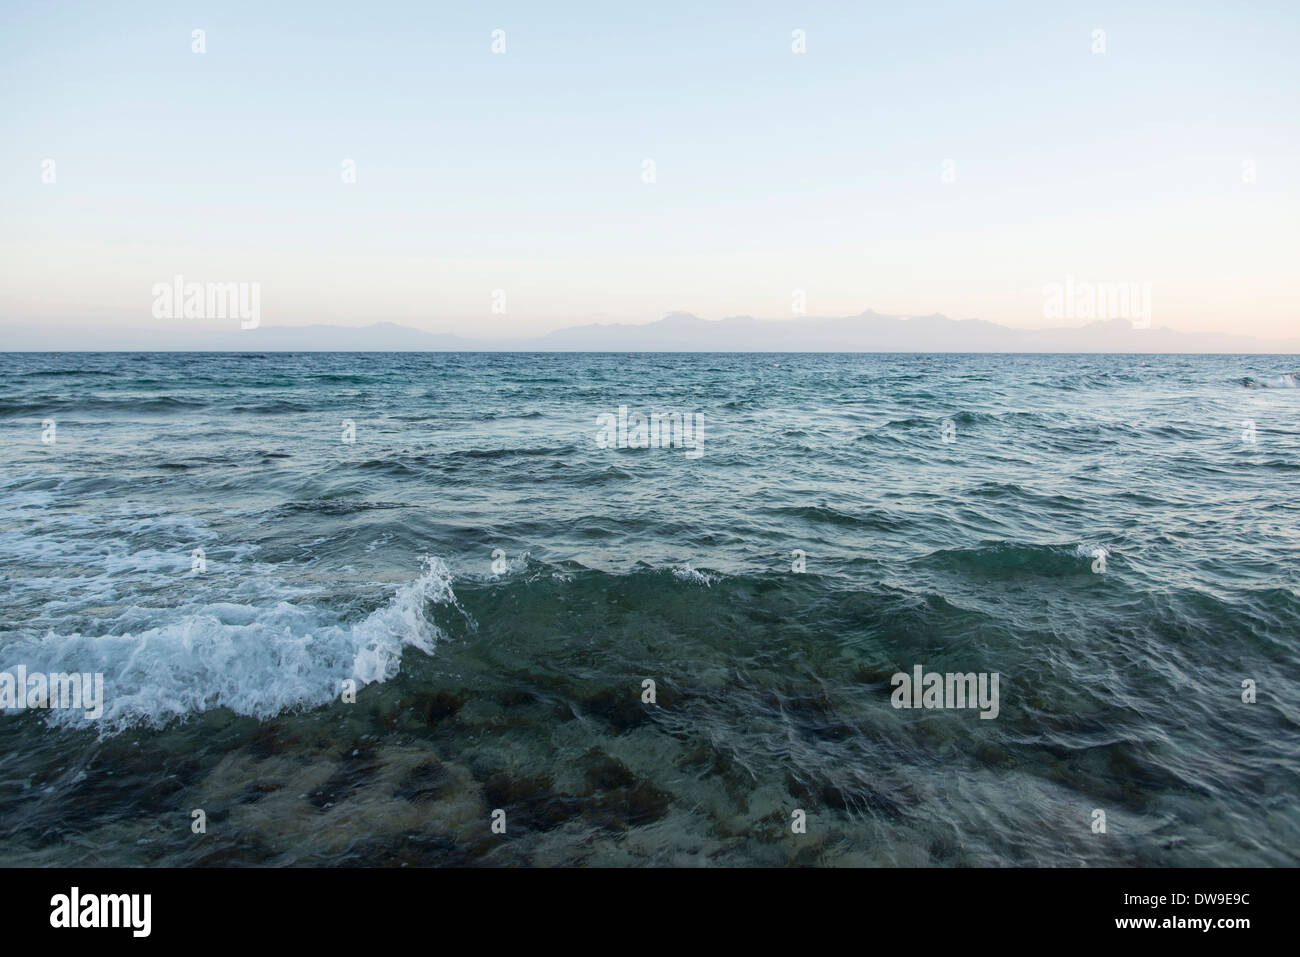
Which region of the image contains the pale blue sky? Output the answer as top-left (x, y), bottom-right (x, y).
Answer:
top-left (2, 0), bottom-right (1297, 341)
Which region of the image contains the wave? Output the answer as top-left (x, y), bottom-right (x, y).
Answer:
top-left (272, 499), bottom-right (413, 516)
top-left (472, 411), bottom-right (546, 421)
top-left (0, 395), bottom-right (210, 416)
top-left (883, 410), bottom-right (1046, 429)
top-left (916, 541), bottom-right (1114, 579)
top-left (767, 503), bottom-right (908, 532)
top-left (13, 369), bottom-right (122, 379)
top-left (1241, 374), bottom-right (1298, 388)
top-left (228, 401), bottom-right (315, 413)
top-left (670, 563), bottom-right (723, 586)
top-left (451, 445), bottom-right (579, 460)
top-left (0, 557), bottom-right (457, 734)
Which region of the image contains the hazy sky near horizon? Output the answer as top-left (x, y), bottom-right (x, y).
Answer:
top-left (1, 0), bottom-right (1297, 343)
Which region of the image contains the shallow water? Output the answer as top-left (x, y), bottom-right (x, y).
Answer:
top-left (1, 351), bottom-right (1297, 866)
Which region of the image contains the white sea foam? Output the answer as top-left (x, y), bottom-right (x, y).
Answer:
top-left (1074, 543), bottom-right (1111, 560)
top-left (1244, 373), bottom-right (1298, 388)
top-left (0, 556), bottom-right (457, 734)
top-left (671, 563), bottom-right (722, 586)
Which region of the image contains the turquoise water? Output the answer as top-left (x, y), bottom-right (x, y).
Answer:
top-left (0, 351), bottom-right (1297, 865)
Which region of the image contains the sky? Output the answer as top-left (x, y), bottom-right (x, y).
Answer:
top-left (1, 0), bottom-right (1297, 344)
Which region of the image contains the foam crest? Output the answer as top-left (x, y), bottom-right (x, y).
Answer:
top-left (0, 556), bottom-right (457, 734)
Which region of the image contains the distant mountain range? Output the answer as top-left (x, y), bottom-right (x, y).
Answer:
top-left (5, 311), bottom-right (1299, 353)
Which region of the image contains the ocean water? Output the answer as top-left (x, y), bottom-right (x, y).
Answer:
top-left (0, 351), bottom-right (1297, 867)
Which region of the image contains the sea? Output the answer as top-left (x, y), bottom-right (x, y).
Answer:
top-left (0, 351), bottom-right (1296, 866)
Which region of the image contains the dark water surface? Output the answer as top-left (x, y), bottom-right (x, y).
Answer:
top-left (1, 352), bottom-right (1297, 866)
